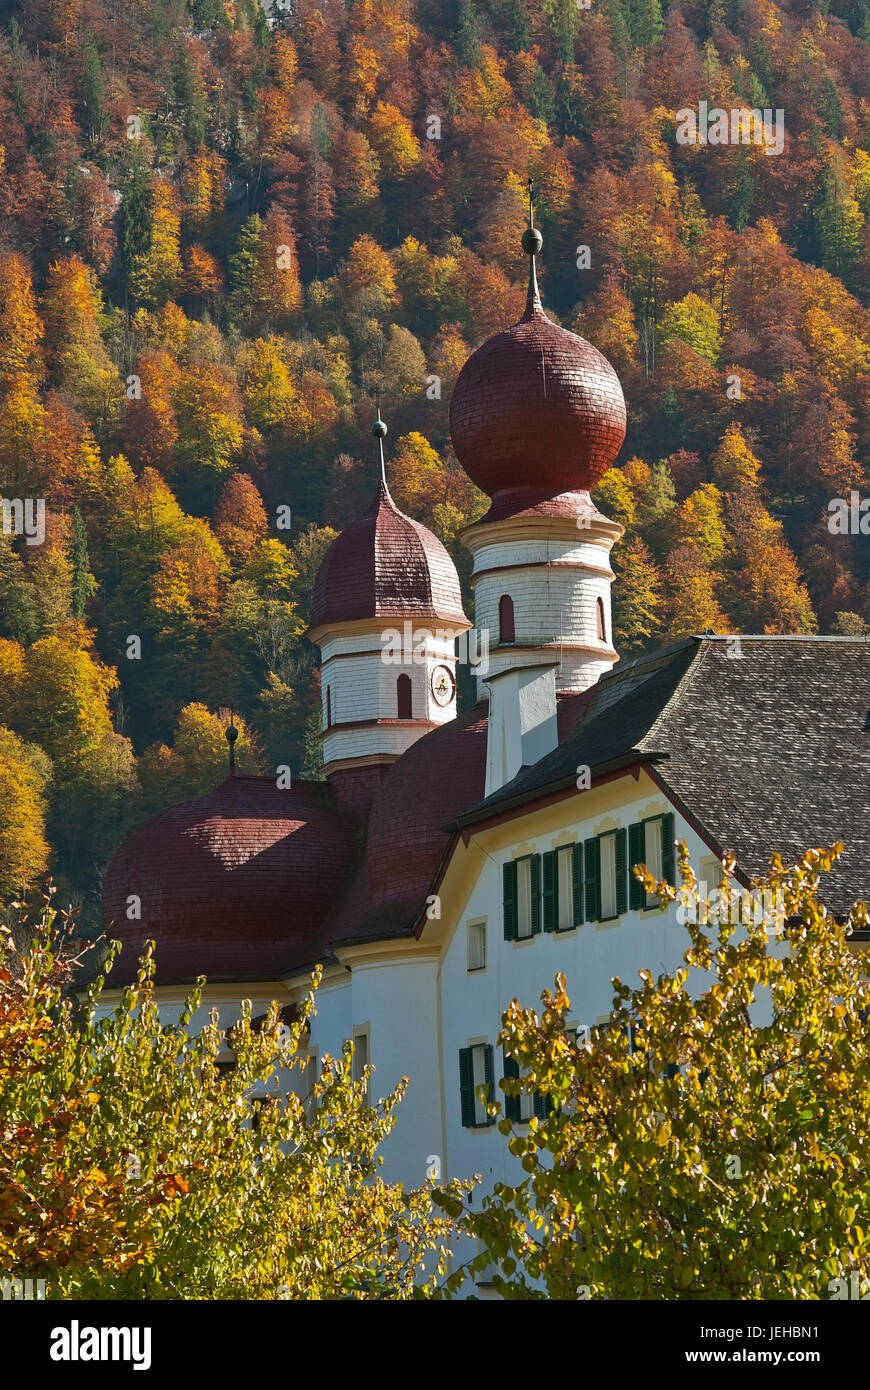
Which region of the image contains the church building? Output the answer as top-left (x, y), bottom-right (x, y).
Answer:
top-left (101, 213), bottom-right (870, 1213)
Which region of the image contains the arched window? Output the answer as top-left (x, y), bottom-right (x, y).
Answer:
top-left (596, 597), bottom-right (606, 643)
top-left (499, 594), bottom-right (515, 644)
top-left (397, 673), bottom-right (412, 719)
top-left (325, 686), bottom-right (332, 727)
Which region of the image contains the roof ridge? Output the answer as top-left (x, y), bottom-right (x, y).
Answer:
top-left (637, 639), bottom-right (712, 752)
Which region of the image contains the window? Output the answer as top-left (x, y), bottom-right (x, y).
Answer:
top-left (584, 830), bottom-right (627, 923)
top-left (459, 1043), bottom-right (495, 1127)
top-left (628, 812), bottom-right (675, 910)
top-left (499, 594), bottom-right (515, 644)
top-left (503, 855), bottom-right (541, 940)
top-left (503, 1052), bottom-right (551, 1123)
top-left (352, 1028), bottom-right (369, 1094)
top-left (250, 1096), bottom-right (273, 1132)
top-left (600, 832), bottom-right (618, 919)
top-left (644, 816), bottom-right (663, 907)
top-left (475, 1238), bottom-right (496, 1287)
top-left (396, 672), bottom-right (412, 719)
top-left (542, 844), bottom-right (582, 931)
top-left (596, 595), bottom-right (606, 642)
top-left (325, 685), bottom-right (332, 727)
top-left (517, 856), bottom-right (532, 937)
top-left (557, 846), bottom-right (574, 928)
top-left (467, 920), bottom-right (486, 972)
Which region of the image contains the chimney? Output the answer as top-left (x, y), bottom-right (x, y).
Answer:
top-left (484, 661), bottom-right (560, 797)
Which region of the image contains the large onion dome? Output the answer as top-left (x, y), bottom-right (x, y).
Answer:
top-left (449, 218), bottom-right (626, 500)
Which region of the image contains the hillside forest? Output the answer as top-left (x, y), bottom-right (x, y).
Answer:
top-left (0, 0), bottom-right (869, 923)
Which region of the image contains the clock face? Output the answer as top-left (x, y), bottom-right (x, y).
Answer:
top-left (430, 664), bottom-right (456, 707)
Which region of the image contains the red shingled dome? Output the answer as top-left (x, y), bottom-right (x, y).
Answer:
top-left (449, 287), bottom-right (626, 499)
top-left (310, 479), bottom-right (468, 630)
top-left (101, 776), bottom-right (358, 984)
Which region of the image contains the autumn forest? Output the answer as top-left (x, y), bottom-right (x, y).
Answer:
top-left (0, 0), bottom-right (868, 926)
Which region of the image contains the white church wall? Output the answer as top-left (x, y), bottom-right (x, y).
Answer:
top-left (433, 770), bottom-right (744, 1196)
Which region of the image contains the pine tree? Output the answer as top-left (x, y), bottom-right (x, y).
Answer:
top-left (69, 507), bottom-right (92, 621)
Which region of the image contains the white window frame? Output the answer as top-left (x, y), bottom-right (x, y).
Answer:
top-left (516, 856), bottom-right (533, 939)
top-left (352, 1025), bottom-right (370, 1095)
top-left (467, 919), bottom-right (487, 972)
top-left (599, 830), bottom-right (618, 921)
top-left (644, 816), bottom-right (664, 908)
top-left (471, 1042), bottom-right (490, 1127)
top-left (556, 844), bottom-right (575, 931)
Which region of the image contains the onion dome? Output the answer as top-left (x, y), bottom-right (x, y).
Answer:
top-left (101, 776), bottom-right (358, 984)
top-left (449, 193), bottom-right (626, 500)
top-left (310, 410), bottom-right (468, 631)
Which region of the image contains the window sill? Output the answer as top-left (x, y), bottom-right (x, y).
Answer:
top-left (640, 900), bottom-right (667, 916)
top-left (467, 965), bottom-right (487, 974)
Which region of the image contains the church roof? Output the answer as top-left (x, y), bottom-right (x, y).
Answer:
top-left (450, 635), bottom-right (870, 919)
top-left (309, 478), bottom-right (469, 631)
top-left (297, 691), bottom-right (593, 963)
top-left (101, 776), bottom-right (360, 985)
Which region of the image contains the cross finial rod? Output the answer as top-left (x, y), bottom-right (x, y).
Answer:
top-left (371, 387), bottom-right (388, 486)
top-left (225, 708), bottom-right (239, 775)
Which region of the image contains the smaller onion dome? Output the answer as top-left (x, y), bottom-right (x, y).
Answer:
top-left (449, 204), bottom-right (626, 500)
top-left (310, 410), bottom-right (468, 630)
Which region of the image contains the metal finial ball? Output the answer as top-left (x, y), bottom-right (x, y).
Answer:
top-left (521, 227), bottom-right (543, 256)
top-left (372, 418), bottom-right (388, 439)
top-left (225, 724), bottom-right (239, 744)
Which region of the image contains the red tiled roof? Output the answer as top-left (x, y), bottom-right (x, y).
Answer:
top-left (449, 292), bottom-right (626, 498)
top-left (469, 487), bottom-right (618, 526)
top-left (310, 479), bottom-right (469, 629)
top-left (298, 690), bottom-right (593, 962)
top-left (101, 776), bottom-right (359, 986)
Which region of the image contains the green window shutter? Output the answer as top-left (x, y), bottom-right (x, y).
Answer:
top-left (661, 812), bottom-right (675, 886)
top-left (459, 1048), bottom-right (475, 1128)
top-left (483, 1044), bottom-right (495, 1124)
top-left (503, 861), bottom-right (518, 940)
top-left (503, 1051), bottom-right (521, 1122)
top-left (534, 1090), bottom-right (553, 1120)
top-left (584, 837), bottom-right (600, 922)
top-left (571, 841), bottom-right (583, 926)
top-left (615, 827), bottom-right (628, 915)
top-left (530, 854), bottom-right (542, 934)
top-left (628, 822), bottom-right (645, 910)
top-left (542, 851), bottom-right (556, 931)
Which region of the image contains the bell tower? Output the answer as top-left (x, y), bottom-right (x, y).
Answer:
top-left (307, 409), bottom-right (471, 813)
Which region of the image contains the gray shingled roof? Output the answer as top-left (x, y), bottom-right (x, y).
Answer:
top-left (451, 636), bottom-right (870, 917)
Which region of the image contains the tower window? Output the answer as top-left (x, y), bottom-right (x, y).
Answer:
top-left (499, 594), bottom-right (515, 644)
top-left (596, 596), bottom-right (606, 643)
top-left (325, 685), bottom-right (332, 727)
top-left (397, 672), bottom-right (412, 719)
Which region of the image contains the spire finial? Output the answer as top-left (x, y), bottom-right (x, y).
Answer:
top-left (521, 176), bottom-right (543, 312)
top-left (225, 709), bottom-right (238, 776)
top-left (371, 387), bottom-right (388, 486)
